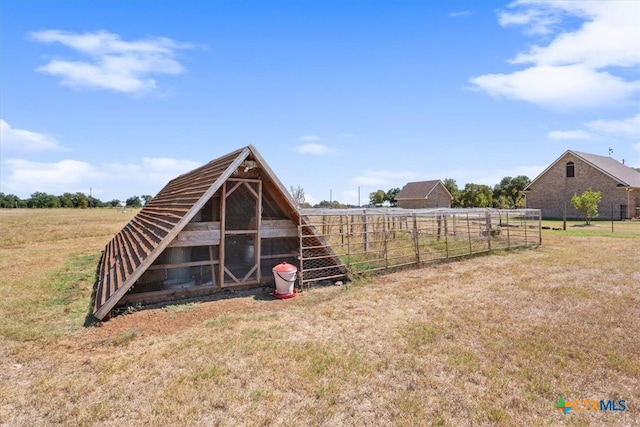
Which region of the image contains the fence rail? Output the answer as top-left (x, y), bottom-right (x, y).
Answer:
top-left (298, 208), bottom-right (541, 287)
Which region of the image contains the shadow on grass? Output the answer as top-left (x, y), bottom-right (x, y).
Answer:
top-left (83, 251), bottom-right (103, 327)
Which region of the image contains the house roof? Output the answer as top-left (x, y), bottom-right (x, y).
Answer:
top-left (93, 145), bottom-right (299, 320)
top-left (396, 180), bottom-right (453, 200)
top-left (525, 150), bottom-right (640, 191)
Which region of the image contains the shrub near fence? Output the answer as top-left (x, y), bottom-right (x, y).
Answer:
top-left (298, 208), bottom-right (541, 286)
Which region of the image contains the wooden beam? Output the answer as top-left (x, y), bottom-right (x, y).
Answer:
top-left (94, 147), bottom-right (252, 320)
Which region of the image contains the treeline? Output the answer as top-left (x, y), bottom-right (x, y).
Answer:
top-left (0, 192), bottom-right (153, 209)
top-left (289, 176), bottom-right (532, 209)
top-left (369, 176), bottom-right (532, 208)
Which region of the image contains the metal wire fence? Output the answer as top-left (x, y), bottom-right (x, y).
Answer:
top-left (298, 208), bottom-right (541, 287)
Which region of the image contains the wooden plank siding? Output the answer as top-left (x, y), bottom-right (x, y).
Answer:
top-left (93, 146), bottom-right (248, 319)
top-left (93, 145), bottom-right (345, 320)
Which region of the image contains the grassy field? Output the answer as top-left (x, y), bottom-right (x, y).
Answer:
top-left (1, 209), bottom-right (639, 426)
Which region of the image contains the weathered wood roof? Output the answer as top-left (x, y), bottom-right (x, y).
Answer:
top-left (93, 145), bottom-right (299, 320)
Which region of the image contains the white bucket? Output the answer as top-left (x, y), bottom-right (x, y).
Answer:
top-left (272, 262), bottom-right (297, 295)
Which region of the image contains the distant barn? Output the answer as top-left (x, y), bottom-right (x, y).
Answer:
top-left (93, 145), bottom-right (344, 320)
top-left (395, 180), bottom-right (453, 209)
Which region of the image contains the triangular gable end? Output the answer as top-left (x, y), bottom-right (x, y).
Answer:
top-left (524, 150), bottom-right (572, 192)
top-left (426, 181), bottom-right (454, 201)
top-left (525, 150), bottom-right (640, 191)
top-left (93, 145), bottom-right (320, 320)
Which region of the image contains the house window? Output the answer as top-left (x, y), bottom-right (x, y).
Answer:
top-left (566, 162), bottom-right (575, 178)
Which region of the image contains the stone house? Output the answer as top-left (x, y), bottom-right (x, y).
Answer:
top-left (524, 150), bottom-right (640, 220)
top-left (395, 180), bottom-right (453, 209)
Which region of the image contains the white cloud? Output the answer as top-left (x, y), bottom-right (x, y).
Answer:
top-left (296, 143), bottom-right (332, 154)
top-left (449, 10), bottom-right (473, 18)
top-left (548, 113), bottom-right (640, 142)
top-left (471, 1), bottom-right (640, 110)
top-left (299, 135), bottom-right (321, 142)
top-left (0, 119), bottom-right (67, 152)
top-left (548, 130), bottom-right (592, 140)
top-left (102, 158), bottom-right (202, 192)
top-left (633, 142), bottom-right (640, 167)
top-left (586, 114), bottom-right (640, 137)
top-left (470, 64), bottom-right (639, 110)
top-left (1, 156), bottom-right (201, 199)
top-left (29, 30), bottom-right (193, 94)
top-left (498, 2), bottom-right (563, 35)
top-left (2, 159), bottom-right (103, 195)
top-left (506, 1), bottom-right (640, 68)
top-left (353, 170), bottom-right (419, 186)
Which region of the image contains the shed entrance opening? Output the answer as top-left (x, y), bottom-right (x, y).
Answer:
top-left (221, 178), bottom-right (262, 286)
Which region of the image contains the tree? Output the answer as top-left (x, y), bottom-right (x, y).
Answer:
top-left (571, 188), bottom-right (602, 225)
top-left (385, 188), bottom-right (400, 207)
top-left (289, 186), bottom-right (305, 208)
top-left (0, 193), bottom-right (23, 208)
top-left (126, 196), bottom-right (142, 208)
top-left (72, 192), bottom-right (89, 208)
top-left (459, 183), bottom-right (493, 208)
top-left (141, 195), bottom-right (153, 206)
top-left (59, 192), bottom-right (74, 208)
top-left (27, 192), bottom-right (60, 208)
top-left (88, 195), bottom-right (104, 208)
top-left (369, 189), bottom-right (386, 207)
top-left (314, 200), bottom-right (346, 209)
top-left (493, 176), bottom-right (530, 208)
top-left (443, 178), bottom-right (461, 207)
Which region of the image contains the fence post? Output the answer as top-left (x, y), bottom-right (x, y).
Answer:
top-left (538, 210), bottom-right (542, 245)
top-left (346, 214), bottom-right (351, 269)
top-left (611, 204), bottom-right (614, 233)
top-left (506, 211), bottom-right (511, 249)
top-left (383, 215), bottom-right (389, 269)
top-left (486, 211), bottom-right (492, 251)
top-left (444, 215), bottom-right (450, 258)
top-left (298, 215), bottom-right (304, 290)
top-left (466, 213), bottom-right (472, 255)
top-left (413, 214), bottom-right (420, 266)
top-left (363, 210), bottom-right (369, 252)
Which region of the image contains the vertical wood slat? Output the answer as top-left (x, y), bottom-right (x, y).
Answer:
top-left (120, 226), bottom-right (143, 268)
top-left (114, 233), bottom-right (134, 277)
top-left (99, 242), bottom-right (114, 306)
top-left (219, 181), bottom-right (227, 286)
top-left (256, 181), bottom-right (262, 283)
top-left (94, 146), bottom-right (253, 320)
top-left (127, 220), bottom-right (160, 254)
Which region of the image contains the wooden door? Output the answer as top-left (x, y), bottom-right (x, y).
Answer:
top-left (220, 179), bottom-right (261, 286)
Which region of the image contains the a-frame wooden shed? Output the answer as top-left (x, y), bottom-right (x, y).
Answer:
top-left (93, 145), bottom-right (344, 320)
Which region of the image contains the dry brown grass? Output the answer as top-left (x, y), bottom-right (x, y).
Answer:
top-left (1, 209), bottom-right (638, 426)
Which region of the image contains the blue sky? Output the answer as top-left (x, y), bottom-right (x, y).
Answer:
top-left (1, 0), bottom-right (639, 206)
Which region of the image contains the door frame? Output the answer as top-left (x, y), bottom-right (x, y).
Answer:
top-left (219, 178), bottom-right (262, 287)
